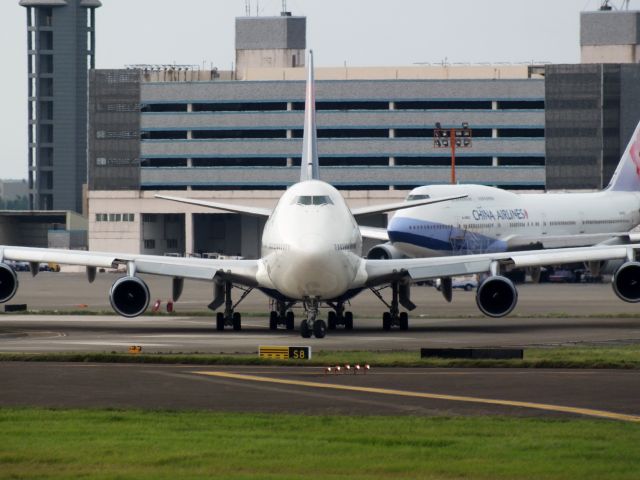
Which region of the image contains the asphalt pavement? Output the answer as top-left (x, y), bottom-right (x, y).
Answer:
top-left (0, 363), bottom-right (638, 422)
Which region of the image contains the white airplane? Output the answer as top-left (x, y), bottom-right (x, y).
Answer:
top-left (2, 51), bottom-right (640, 337)
top-left (366, 121), bottom-right (640, 267)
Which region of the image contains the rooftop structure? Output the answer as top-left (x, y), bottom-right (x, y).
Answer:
top-left (581, 9), bottom-right (640, 63)
top-left (235, 14), bottom-right (306, 78)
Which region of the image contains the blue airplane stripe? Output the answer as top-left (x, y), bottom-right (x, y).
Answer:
top-left (388, 217), bottom-right (507, 253)
top-left (389, 229), bottom-right (455, 251)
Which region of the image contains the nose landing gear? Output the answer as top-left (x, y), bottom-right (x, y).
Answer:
top-left (300, 298), bottom-right (326, 338)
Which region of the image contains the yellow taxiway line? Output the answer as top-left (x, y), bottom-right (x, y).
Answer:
top-left (193, 371), bottom-right (640, 423)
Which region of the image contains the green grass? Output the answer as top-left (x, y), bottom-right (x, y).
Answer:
top-left (1, 344), bottom-right (639, 369)
top-left (0, 408), bottom-right (638, 479)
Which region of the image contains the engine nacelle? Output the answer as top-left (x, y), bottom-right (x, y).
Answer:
top-left (109, 276), bottom-right (150, 318)
top-left (612, 261), bottom-right (640, 303)
top-left (0, 263), bottom-right (19, 303)
top-left (367, 243), bottom-right (406, 260)
top-left (475, 275), bottom-right (518, 318)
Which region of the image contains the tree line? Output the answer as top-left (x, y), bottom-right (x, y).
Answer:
top-left (0, 196), bottom-right (29, 210)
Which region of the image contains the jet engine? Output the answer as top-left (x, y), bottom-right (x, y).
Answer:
top-left (367, 243), bottom-right (406, 260)
top-left (612, 261), bottom-right (640, 303)
top-left (0, 263), bottom-right (19, 304)
top-left (475, 275), bottom-right (518, 317)
top-left (109, 276), bottom-right (150, 317)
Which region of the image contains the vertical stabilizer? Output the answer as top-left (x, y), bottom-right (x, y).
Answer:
top-left (606, 120), bottom-right (640, 192)
top-left (300, 50), bottom-right (320, 181)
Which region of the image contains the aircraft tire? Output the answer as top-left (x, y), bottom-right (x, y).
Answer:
top-left (300, 320), bottom-right (312, 338)
top-left (232, 312), bottom-right (242, 331)
top-left (286, 311), bottom-right (295, 330)
top-left (269, 311), bottom-right (278, 330)
top-left (382, 312), bottom-right (391, 331)
top-left (216, 312), bottom-right (225, 331)
top-left (344, 311), bottom-right (354, 330)
top-left (328, 311), bottom-right (337, 330)
top-left (313, 319), bottom-right (327, 338)
top-left (399, 311), bottom-right (409, 330)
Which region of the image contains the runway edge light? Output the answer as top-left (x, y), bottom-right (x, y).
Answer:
top-left (258, 345), bottom-right (311, 360)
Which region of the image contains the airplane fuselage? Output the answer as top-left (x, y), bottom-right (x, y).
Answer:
top-left (259, 180), bottom-right (364, 300)
top-left (389, 184), bottom-right (640, 257)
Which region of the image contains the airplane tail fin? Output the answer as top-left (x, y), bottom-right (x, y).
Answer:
top-left (300, 50), bottom-right (320, 182)
top-left (606, 120), bottom-right (640, 192)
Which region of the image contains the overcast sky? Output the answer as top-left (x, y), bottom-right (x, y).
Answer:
top-left (1, 0), bottom-right (637, 179)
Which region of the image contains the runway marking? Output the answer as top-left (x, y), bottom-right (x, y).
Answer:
top-left (193, 371), bottom-right (640, 423)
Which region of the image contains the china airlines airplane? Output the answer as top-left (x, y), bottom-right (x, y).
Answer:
top-left (2, 51), bottom-right (640, 338)
top-left (366, 121), bottom-right (640, 265)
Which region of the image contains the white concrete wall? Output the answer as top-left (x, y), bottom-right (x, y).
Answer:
top-left (240, 64), bottom-right (538, 81)
top-left (235, 48), bottom-right (305, 79)
top-left (581, 45), bottom-right (639, 63)
top-left (88, 189), bottom-right (405, 256)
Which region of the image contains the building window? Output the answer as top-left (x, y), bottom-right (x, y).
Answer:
top-left (166, 239), bottom-right (178, 249)
top-left (96, 213), bottom-right (135, 222)
top-left (144, 239), bottom-right (155, 249)
top-left (96, 157), bottom-right (107, 166)
top-left (142, 214), bottom-right (157, 223)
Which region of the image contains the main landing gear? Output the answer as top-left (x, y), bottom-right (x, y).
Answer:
top-left (300, 298), bottom-right (327, 339)
top-left (370, 281), bottom-right (415, 331)
top-left (209, 279), bottom-right (252, 331)
top-left (326, 302), bottom-right (353, 330)
top-left (269, 301), bottom-right (295, 330)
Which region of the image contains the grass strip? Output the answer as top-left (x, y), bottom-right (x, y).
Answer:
top-left (0, 408), bottom-right (638, 480)
top-left (0, 345), bottom-right (639, 369)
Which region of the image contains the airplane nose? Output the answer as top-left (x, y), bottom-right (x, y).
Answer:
top-left (296, 234), bottom-right (330, 255)
top-left (387, 216), bottom-right (408, 242)
top-left (274, 234), bottom-right (348, 298)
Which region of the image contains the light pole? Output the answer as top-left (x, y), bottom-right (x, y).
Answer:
top-left (433, 122), bottom-right (473, 184)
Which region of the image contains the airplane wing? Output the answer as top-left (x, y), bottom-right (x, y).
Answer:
top-left (155, 194), bottom-right (272, 217)
top-left (363, 243), bottom-right (638, 287)
top-left (0, 246), bottom-right (260, 285)
top-left (504, 232), bottom-right (640, 250)
top-left (351, 195), bottom-right (466, 216)
top-left (359, 226), bottom-right (389, 241)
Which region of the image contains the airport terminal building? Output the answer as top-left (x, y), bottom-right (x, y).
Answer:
top-left (17, 3), bottom-right (640, 256)
top-left (87, 13), bottom-right (552, 257)
top-left (88, 66), bottom-right (548, 257)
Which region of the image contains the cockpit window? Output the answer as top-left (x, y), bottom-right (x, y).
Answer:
top-left (406, 194), bottom-right (430, 201)
top-left (292, 195), bottom-right (333, 206)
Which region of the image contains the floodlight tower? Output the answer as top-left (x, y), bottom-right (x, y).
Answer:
top-left (433, 122), bottom-right (473, 184)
